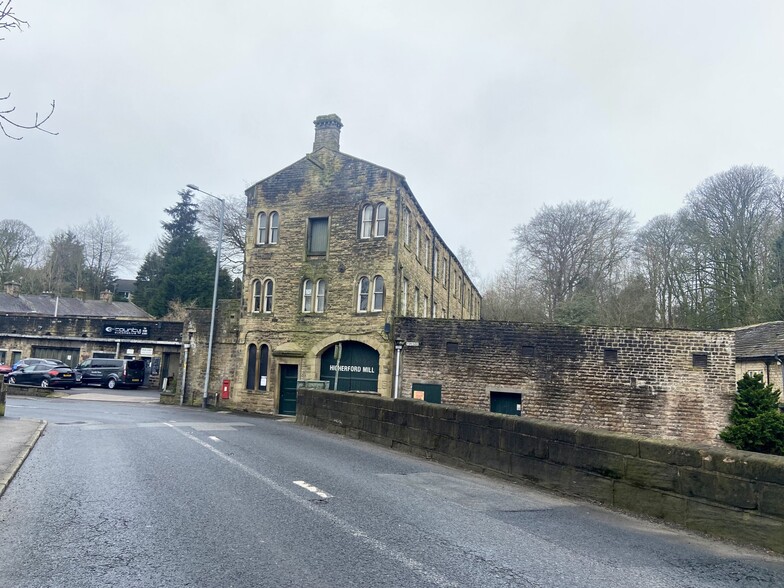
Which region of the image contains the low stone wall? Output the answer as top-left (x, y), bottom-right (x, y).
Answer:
top-left (297, 388), bottom-right (784, 554)
top-left (2, 382), bottom-right (52, 398)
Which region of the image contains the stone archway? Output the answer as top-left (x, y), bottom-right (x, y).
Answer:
top-left (319, 341), bottom-right (379, 392)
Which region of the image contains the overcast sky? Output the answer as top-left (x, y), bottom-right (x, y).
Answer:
top-left (3, 1), bottom-right (783, 285)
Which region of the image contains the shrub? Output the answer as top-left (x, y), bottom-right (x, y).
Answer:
top-left (720, 373), bottom-right (784, 455)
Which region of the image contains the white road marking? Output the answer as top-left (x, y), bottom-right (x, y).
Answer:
top-left (209, 435), bottom-right (221, 442)
top-left (164, 423), bottom-right (457, 588)
top-left (293, 480), bottom-right (333, 499)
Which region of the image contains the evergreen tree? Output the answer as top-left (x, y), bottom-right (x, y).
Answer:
top-left (134, 190), bottom-right (232, 317)
top-left (720, 373), bottom-right (784, 455)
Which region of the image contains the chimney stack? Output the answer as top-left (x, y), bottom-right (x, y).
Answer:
top-left (73, 287), bottom-right (86, 302)
top-left (312, 114), bottom-right (342, 152)
top-left (4, 281), bottom-right (20, 297)
top-left (100, 289), bottom-right (113, 303)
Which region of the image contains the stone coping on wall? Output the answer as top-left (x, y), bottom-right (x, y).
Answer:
top-left (296, 388), bottom-right (784, 554)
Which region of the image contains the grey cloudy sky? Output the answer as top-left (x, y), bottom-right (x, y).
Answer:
top-left (3, 1), bottom-right (783, 284)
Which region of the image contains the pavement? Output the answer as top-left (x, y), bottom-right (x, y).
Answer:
top-left (0, 417), bottom-right (46, 499)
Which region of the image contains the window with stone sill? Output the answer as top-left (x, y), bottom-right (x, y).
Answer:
top-left (256, 211), bottom-right (279, 245)
top-left (359, 203), bottom-right (388, 239)
top-left (307, 217), bottom-right (329, 255)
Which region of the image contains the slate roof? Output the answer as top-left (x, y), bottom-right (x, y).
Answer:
top-left (731, 321), bottom-right (784, 359)
top-left (0, 293), bottom-right (152, 319)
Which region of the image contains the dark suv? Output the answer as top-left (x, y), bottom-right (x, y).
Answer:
top-left (75, 358), bottom-right (146, 389)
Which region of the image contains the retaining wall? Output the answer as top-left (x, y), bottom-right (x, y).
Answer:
top-left (297, 388), bottom-right (784, 554)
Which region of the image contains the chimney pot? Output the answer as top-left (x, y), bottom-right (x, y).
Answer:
top-left (100, 289), bottom-right (114, 303)
top-left (4, 281), bottom-right (20, 297)
top-left (312, 114), bottom-right (343, 152)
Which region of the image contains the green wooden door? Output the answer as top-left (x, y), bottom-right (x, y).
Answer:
top-left (412, 383), bottom-right (442, 404)
top-left (279, 364), bottom-right (299, 415)
top-left (319, 342), bottom-right (379, 392)
top-left (490, 391), bottom-right (521, 416)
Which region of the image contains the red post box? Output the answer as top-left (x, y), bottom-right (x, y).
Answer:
top-left (221, 379), bottom-right (231, 399)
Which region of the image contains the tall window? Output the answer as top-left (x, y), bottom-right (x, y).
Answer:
top-left (423, 295), bottom-right (429, 318)
top-left (372, 275), bottom-right (385, 311)
top-left (316, 279), bottom-right (326, 312)
top-left (425, 237), bottom-right (431, 271)
top-left (413, 287), bottom-right (420, 317)
top-left (269, 212), bottom-right (279, 244)
top-left (256, 213), bottom-right (267, 245)
top-left (375, 203), bottom-right (387, 237)
top-left (403, 207), bottom-right (411, 247)
top-left (357, 277), bottom-right (370, 312)
top-left (246, 344), bottom-right (257, 390)
top-left (401, 278), bottom-right (408, 316)
top-left (308, 217), bottom-right (329, 255)
top-left (256, 211), bottom-right (279, 245)
top-left (302, 279), bottom-right (314, 312)
top-left (302, 279), bottom-right (327, 313)
top-left (251, 280), bottom-right (262, 312)
top-left (360, 205), bottom-right (374, 239)
top-left (415, 225), bottom-right (421, 260)
top-left (258, 344), bottom-right (269, 389)
top-left (263, 279), bottom-right (274, 313)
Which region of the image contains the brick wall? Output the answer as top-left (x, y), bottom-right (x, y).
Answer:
top-left (395, 319), bottom-right (736, 443)
top-left (297, 389), bottom-right (784, 554)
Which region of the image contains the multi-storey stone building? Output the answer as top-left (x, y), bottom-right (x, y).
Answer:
top-left (227, 114), bottom-right (481, 415)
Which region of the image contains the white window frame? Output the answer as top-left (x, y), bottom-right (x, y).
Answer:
top-left (401, 278), bottom-right (408, 316)
top-left (251, 279), bottom-right (262, 312)
top-left (372, 275), bottom-right (385, 312)
top-left (302, 279), bottom-right (313, 312)
top-left (257, 213), bottom-right (267, 245)
top-left (360, 204), bottom-right (373, 239)
top-left (357, 277), bottom-right (370, 312)
top-left (269, 212), bottom-right (279, 244)
top-left (263, 279), bottom-right (274, 313)
top-left (375, 203), bottom-right (387, 237)
top-left (315, 279), bottom-right (326, 313)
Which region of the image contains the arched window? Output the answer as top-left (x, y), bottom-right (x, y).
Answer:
top-left (375, 203), bottom-right (387, 237)
top-left (246, 344), bottom-right (257, 389)
top-left (372, 275), bottom-right (385, 311)
top-left (256, 213), bottom-right (267, 245)
top-left (315, 279), bottom-right (326, 313)
top-left (263, 280), bottom-right (274, 313)
top-left (360, 204), bottom-right (373, 239)
top-left (258, 344), bottom-right (269, 390)
top-left (357, 277), bottom-right (369, 312)
top-left (302, 279), bottom-right (313, 312)
top-left (268, 212), bottom-right (279, 244)
top-left (251, 280), bottom-right (262, 312)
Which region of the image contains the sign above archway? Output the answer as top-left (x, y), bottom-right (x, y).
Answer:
top-left (319, 341), bottom-right (379, 392)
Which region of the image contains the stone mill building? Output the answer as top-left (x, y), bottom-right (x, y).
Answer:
top-left (223, 114), bottom-right (480, 415)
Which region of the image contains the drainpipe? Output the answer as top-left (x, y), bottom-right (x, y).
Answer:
top-left (180, 344), bottom-right (190, 406)
top-left (393, 342), bottom-right (403, 399)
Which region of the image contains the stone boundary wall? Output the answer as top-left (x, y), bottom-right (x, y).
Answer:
top-left (297, 388), bottom-right (784, 554)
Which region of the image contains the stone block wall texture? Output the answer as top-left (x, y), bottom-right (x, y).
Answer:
top-left (297, 389), bottom-right (784, 554)
top-left (396, 318), bottom-right (736, 443)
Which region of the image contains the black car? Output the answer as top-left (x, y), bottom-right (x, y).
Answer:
top-left (12, 357), bottom-right (66, 370)
top-left (5, 363), bottom-right (76, 389)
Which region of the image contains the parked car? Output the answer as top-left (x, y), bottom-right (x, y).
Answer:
top-left (74, 358), bottom-right (146, 389)
top-left (11, 357), bottom-right (66, 371)
top-left (5, 363), bottom-right (76, 389)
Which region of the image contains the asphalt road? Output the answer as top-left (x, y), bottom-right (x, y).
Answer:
top-left (1, 395), bottom-right (783, 588)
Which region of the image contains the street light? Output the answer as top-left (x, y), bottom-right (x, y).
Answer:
top-left (186, 183), bottom-right (225, 409)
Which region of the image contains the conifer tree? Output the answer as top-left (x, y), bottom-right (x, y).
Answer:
top-left (720, 373), bottom-right (784, 455)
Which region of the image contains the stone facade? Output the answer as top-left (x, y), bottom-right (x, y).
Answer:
top-left (395, 318), bottom-right (736, 443)
top-left (218, 114), bottom-right (480, 414)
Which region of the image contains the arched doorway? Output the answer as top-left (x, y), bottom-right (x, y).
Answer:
top-left (319, 341), bottom-right (379, 392)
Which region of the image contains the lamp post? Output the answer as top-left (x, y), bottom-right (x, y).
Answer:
top-left (186, 184), bottom-right (225, 409)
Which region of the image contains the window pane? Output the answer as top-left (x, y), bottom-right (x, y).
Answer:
top-left (316, 279), bottom-right (326, 312)
top-left (269, 212), bottom-right (279, 244)
top-left (308, 218), bottom-right (329, 254)
top-left (252, 280), bottom-right (261, 312)
top-left (358, 277), bottom-right (369, 312)
top-left (264, 280), bottom-right (273, 312)
top-left (246, 344), bottom-right (257, 390)
top-left (361, 205), bottom-right (373, 239)
top-left (373, 275), bottom-right (385, 311)
top-left (302, 279), bottom-right (313, 312)
top-left (257, 213), bottom-right (267, 244)
top-left (375, 203), bottom-right (387, 236)
top-left (259, 344), bottom-right (269, 390)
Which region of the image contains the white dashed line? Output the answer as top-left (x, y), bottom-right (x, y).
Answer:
top-left (293, 480), bottom-right (333, 499)
top-left (209, 436), bottom-right (221, 442)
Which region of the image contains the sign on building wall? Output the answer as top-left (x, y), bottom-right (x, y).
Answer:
top-left (102, 323), bottom-right (151, 338)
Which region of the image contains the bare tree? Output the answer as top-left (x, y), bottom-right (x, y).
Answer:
top-left (198, 193), bottom-right (247, 277)
top-left (513, 200), bottom-right (635, 322)
top-left (480, 250), bottom-right (547, 322)
top-left (0, 218), bottom-right (42, 284)
top-left (456, 245), bottom-right (480, 286)
top-left (76, 216), bottom-right (136, 298)
top-left (682, 165), bottom-right (779, 327)
top-left (0, 0), bottom-right (56, 140)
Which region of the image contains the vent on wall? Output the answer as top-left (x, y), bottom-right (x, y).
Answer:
top-left (604, 348), bottom-right (618, 364)
top-left (521, 345), bottom-right (535, 358)
top-left (446, 341), bottom-right (459, 353)
top-left (692, 353), bottom-right (708, 368)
